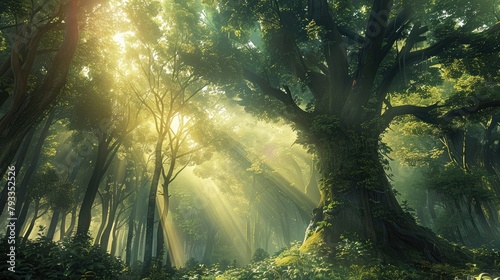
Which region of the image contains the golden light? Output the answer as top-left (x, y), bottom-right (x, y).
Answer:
top-left (113, 31), bottom-right (135, 53)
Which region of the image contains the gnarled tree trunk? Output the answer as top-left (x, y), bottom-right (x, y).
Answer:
top-left (302, 129), bottom-right (468, 264)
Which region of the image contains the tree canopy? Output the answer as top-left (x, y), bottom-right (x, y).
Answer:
top-left (1, 0), bottom-right (500, 279)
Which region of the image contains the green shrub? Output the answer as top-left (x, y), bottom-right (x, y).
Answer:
top-left (251, 248), bottom-right (269, 263)
top-left (0, 234), bottom-right (126, 279)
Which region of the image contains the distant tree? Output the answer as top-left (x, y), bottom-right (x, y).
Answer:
top-left (21, 166), bottom-right (59, 241)
top-left (98, 162), bottom-right (134, 252)
top-left (46, 182), bottom-right (78, 240)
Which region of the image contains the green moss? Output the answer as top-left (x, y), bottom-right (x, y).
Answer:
top-left (274, 255), bottom-right (301, 267)
top-left (300, 229), bottom-right (326, 254)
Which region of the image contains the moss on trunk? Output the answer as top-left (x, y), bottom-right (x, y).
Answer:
top-left (301, 128), bottom-right (471, 266)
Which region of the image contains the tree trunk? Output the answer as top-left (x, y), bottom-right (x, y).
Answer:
top-left (94, 195), bottom-right (109, 246)
top-left (302, 132), bottom-right (468, 264)
top-left (132, 215), bottom-right (144, 264)
top-left (76, 135), bottom-right (120, 236)
top-left (110, 208), bottom-right (125, 256)
top-left (156, 186), bottom-right (172, 268)
top-left (0, 127), bottom-right (34, 217)
top-left (47, 210), bottom-right (60, 241)
top-left (474, 200), bottom-right (498, 243)
top-left (60, 210), bottom-right (67, 239)
top-left (100, 204), bottom-right (117, 252)
top-left (253, 212), bottom-right (260, 251)
top-left (203, 226), bottom-right (217, 264)
top-left (126, 198), bottom-right (137, 266)
top-left (65, 207), bottom-right (78, 237)
top-left (485, 201), bottom-right (500, 230)
top-left (246, 217), bottom-right (251, 263)
top-left (16, 199), bottom-right (31, 237)
top-left (142, 138), bottom-right (164, 276)
top-left (14, 110), bottom-right (54, 234)
top-left (22, 200), bottom-right (40, 242)
top-left (464, 200), bottom-right (482, 238)
top-left (156, 220), bottom-right (165, 266)
top-left (265, 223), bottom-right (271, 252)
top-left (0, 0), bottom-right (81, 176)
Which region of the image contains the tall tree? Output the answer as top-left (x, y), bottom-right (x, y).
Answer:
top-left (73, 83), bottom-right (135, 237)
top-left (46, 182), bottom-right (78, 240)
top-left (176, 0), bottom-right (500, 263)
top-left (120, 0), bottom-right (212, 274)
top-left (21, 166), bottom-right (59, 240)
top-left (14, 109), bottom-right (55, 236)
top-left (69, 28), bottom-right (137, 236)
top-left (99, 161), bottom-right (134, 252)
top-left (0, 0), bottom-right (95, 176)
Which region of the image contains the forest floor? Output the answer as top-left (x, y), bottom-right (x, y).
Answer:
top-left (3, 235), bottom-right (499, 279)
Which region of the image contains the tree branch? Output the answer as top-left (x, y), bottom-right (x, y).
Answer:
top-left (379, 103), bottom-right (441, 129)
top-left (340, 0), bottom-right (393, 123)
top-left (273, 5), bottom-right (328, 100)
top-left (308, 0), bottom-right (350, 112)
top-left (242, 68), bottom-right (310, 128)
top-left (378, 8), bottom-right (413, 62)
top-left (377, 22), bottom-right (500, 102)
top-left (379, 100), bottom-right (500, 130)
top-left (337, 26), bottom-right (365, 44)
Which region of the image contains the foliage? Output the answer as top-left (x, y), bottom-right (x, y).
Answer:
top-left (126, 239), bottom-right (500, 279)
top-left (0, 233), bottom-right (126, 279)
top-left (29, 166), bottom-right (60, 202)
top-left (249, 248), bottom-right (268, 263)
top-left (137, 242), bottom-right (500, 280)
top-left (426, 166), bottom-right (490, 201)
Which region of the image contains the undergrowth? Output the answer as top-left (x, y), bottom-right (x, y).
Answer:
top-left (1, 233), bottom-right (498, 280)
top-left (0, 232), bottom-right (126, 280)
top-left (136, 239), bottom-right (500, 280)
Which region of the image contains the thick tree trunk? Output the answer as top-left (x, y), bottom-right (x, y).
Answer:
top-left (302, 132), bottom-right (468, 264)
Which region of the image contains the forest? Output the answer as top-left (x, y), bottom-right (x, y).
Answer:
top-left (0, 0), bottom-right (500, 279)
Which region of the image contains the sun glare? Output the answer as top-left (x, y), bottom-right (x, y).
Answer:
top-left (113, 31), bottom-right (134, 52)
top-left (170, 114), bottom-right (191, 135)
